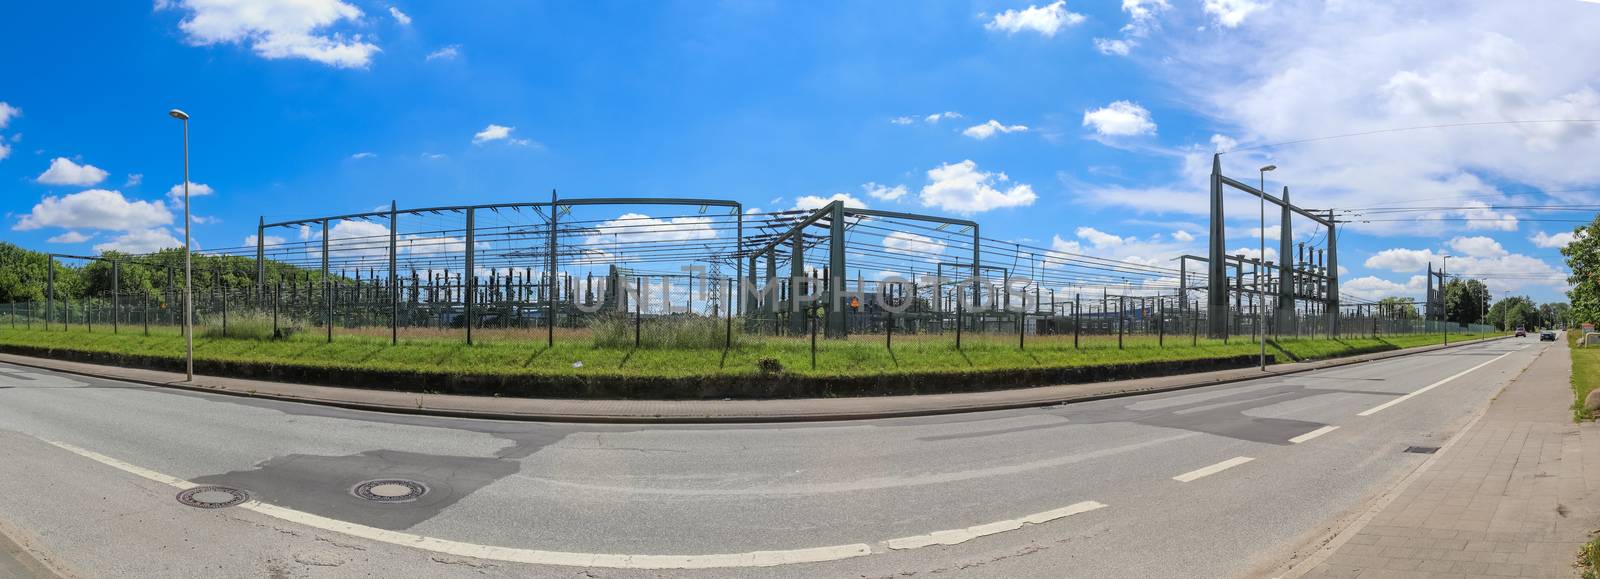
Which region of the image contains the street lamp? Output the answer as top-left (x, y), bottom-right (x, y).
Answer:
top-left (1258, 164), bottom-right (1276, 370)
top-left (1440, 254), bottom-right (1451, 346)
top-left (169, 108), bottom-right (193, 381)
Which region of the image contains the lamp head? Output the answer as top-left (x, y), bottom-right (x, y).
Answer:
top-left (168, 109), bottom-right (190, 120)
top-left (1260, 164), bottom-right (1277, 172)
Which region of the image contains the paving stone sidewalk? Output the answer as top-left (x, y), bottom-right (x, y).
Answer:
top-left (1298, 339), bottom-right (1599, 578)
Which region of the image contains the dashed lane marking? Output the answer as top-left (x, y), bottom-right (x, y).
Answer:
top-left (1172, 456), bottom-right (1254, 482)
top-left (1289, 426), bottom-right (1339, 444)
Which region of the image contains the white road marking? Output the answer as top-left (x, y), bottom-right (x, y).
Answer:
top-left (1289, 426), bottom-right (1339, 444)
top-left (882, 501), bottom-right (1106, 550)
top-left (1356, 350), bottom-right (1515, 416)
top-left (1172, 456), bottom-right (1254, 482)
top-left (39, 437), bottom-right (1104, 569)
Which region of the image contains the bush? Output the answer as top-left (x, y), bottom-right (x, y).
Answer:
top-left (589, 313), bottom-right (743, 349)
top-left (757, 357), bottom-right (784, 375)
top-left (200, 311), bottom-right (303, 341)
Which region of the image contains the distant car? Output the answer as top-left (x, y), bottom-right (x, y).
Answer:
top-left (1541, 331), bottom-right (1557, 341)
top-left (1515, 326), bottom-right (1526, 337)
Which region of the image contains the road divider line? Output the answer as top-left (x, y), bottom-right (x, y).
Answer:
top-left (1173, 456), bottom-right (1254, 482)
top-left (1289, 426), bottom-right (1339, 444)
top-left (1356, 350), bottom-right (1515, 417)
top-left (881, 501), bottom-right (1106, 550)
top-left (38, 437), bottom-right (1103, 569)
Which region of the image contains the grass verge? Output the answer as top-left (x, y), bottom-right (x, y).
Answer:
top-left (1579, 533), bottom-right (1600, 579)
top-left (0, 325), bottom-right (1495, 399)
top-left (1572, 331), bottom-right (1600, 421)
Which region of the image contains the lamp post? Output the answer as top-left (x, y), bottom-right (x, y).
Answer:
top-left (169, 108), bottom-right (193, 381)
top-left (1440, 254), bottom-right (1451, 346)
top-left (1258, 164), bottom-right (1276, 370)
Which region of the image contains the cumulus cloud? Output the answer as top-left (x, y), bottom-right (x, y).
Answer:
top-left (962, 119), bottom-right (1029, 140)
top-left (1447, 235), bottom-right (1508, 258)
top-left (1172, 230), bottom-right (1195, 242)
top-left (47, 231), bottom-right (91, 244)
top-left (36, 157), bottom-right (108, 186)
top-left (1342, 275), bottom-right (1423, 301)
top-left (0, 102), bottom-right (18, 129)
top-left (14, 189), bottom-right (171, 232)
top-left (919, 160), bottom-right (1036, 214)
top-left (166, 182), bottom-right (215, 205)
top-left (862, 182), bottom-right (908, 202)
top-left (1093, 38), bottom-right (1133, 56)
top-left (1531, 230), bottom-right (1578, 248)
top-left (472, 123), bottom-right (531, 146)
top-left (1047, 225), bottom-right (1198, 267)
top-left (1093, 0), bottom-right (1170, 56)
top-left (883, 231), bottom-right (948, 258)
top-left (794, 193), bottom-right (868, 210)
top-left (923, 111), bottom-right (963, 124)
top-left (587, 213), bottom-right (719, 244)
top-left (1364, 248), bottom-right (1440, 273)
top-left (244, 233), bottom-right (286, 247)
top-left (1082, 101), bottom-right (1156, 136)
top-left (159, 0), bottom-right (380, 68)
top-left (94, 229), bottom-right (184, 254)
top-left (387, 5), bottom-right (410, 25)
top-left (985, 1), bottom-right (1085, 37)
top-left (1202, 0), bottom-right (1268, 28)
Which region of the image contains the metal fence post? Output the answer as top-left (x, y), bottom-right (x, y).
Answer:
top-left (1117, 296), bottom-right (1124, 349)
top-left (724, 277), bottom-right (733, 349)
top-left (322, 219), bottom-right (331, 343)
top-left (1158, 296), bottom-right (1164, 347)
top-left (112, 261), bottom-right (120, 334)
top-left (142, 292), bottom-right (149, 335)
top-left (1074, 293), bottom-right (1080, 349)
top-left (389, 200), bottom-right (398, 345)
top-left (635, 276), bottom-right (642, 348)
top-left (548, 190), bottom-right (557, 348)
top-left (465, 208), bottom-right (475, 346)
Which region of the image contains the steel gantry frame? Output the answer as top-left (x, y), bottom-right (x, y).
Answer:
top-left (743, 200), bottom-right (980, 338)
top-left (1208, 153), bottom-right (1338, 338)
top-left (258, 196), bottom-right (743, 345)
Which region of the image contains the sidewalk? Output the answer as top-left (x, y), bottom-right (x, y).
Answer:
top-left (0, 337), bottom-right (1502, 423)
top-left (1294, 339), bottom-right (1598, 578)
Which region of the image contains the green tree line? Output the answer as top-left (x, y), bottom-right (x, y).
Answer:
top-left (0, 242), bottom-right (333, 303)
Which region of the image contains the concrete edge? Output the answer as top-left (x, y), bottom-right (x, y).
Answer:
top-left (0, 336), bottom-right (1511, 424)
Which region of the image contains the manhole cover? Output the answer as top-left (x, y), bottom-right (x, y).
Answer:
top-left (351, 479), bottom-right (428, 503)
top-left (1403, 446), bottom-right (1440, 454)
top-left (177, 486), bottom-right (249, 509)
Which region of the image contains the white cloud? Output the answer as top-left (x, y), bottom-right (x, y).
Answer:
top-left (125, 173), bottom-right (143, 187)
top-left (1447, 235), bottom-right (1508, 258)
top-left (1229, 246), bottom-right (1278, 263)
top-left (47, 231), bottom-right (91, 244)
top-left (962, 119), bottom-right (1029, 140)
top-left (1364, 248), bottom-right (1439, 273)
top-left (985, 1), bottom-right (1086, 37)
top-left (426, 44), bottom-right (460, 61)
top-left (586, 213), bottom-right (718, 246)
top-left (471, 123), bottom-right (531, 146)
top-left (14, 189), bottom-right (171, 232)
top-left (421, 152), bottom-right (446, 160)
top-left (166, 182), bottom-right (215, 204)
top-left (862, 182), bottom-right (908, 202)
top-left (1531, 230), bottom-right (1578, 249)
top-left (94, 229), bottom-right (184, 254)
top-left (889, 116), bottom-right (915, 125)
top-left (1076, 226), bottom-right (1126, 248)
top-left (351, 151), bottom-right (376, 159)
top-left (0, 141), bottom-right (9, 162)
top-left (387, 5), bottom-right (410, 25)
top-left (1202, 0), bottom-right (1268, 28)
top-left (160, 0), bottom-right (380, 68)
top-left (1082, 101), bottom-right (1156, 137)
top-left (794, 193), bottom-right (868, 210)
top-left (923, 111), bottom-right (963, 124)
top-left (883, 231), bottom-right (948, 258)
top-left (0, 102), bottom-right (18, 129)
top-left (36, 157), bottom-right (109, 186)
top-left (1093, 38), bottom-right (1133, 56)
top-left (244, 233), bottom-right (286, 247)
top-left (1172, 230), bottom-right (1195, 242)
top-left (919, 160), bottom-right (1036, 214)
top-left (1046, 225), bottom-right (1199, 268)
top-left (1342, 275), bottom-right (1421, 301)
top-left (1459, 201), bottom-right (1518, 232)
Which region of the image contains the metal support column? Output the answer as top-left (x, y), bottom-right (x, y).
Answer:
top-left (322, 219), bottom-right (331, 343)
top-left (827, 202), bottom-right (846, 338)
top-left (1326, 208), bottom-right (1339, 335)
top-left (389, 201), bottom-right (398, 345)
top-left (465, 208), bottom-right (476, 345)
top-left (1277, 186), bottom-right (1295, 334)
top-left (1207, 154), bottom-right (1228, 337)
top-left (548, 190), bottom-right (558, 348)
top-left (789, 233), bottom-right (805, 335)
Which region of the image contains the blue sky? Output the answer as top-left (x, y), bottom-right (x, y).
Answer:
top-left (2, 0), bottom-right (1597, 303)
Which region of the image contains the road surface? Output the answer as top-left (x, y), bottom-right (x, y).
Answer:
top-left (0, 338), bottom-right (1542, 578)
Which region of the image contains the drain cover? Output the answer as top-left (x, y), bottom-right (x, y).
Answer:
top-left (1404, 446), bottom-right (1440, 454)
top-left (177, 486), bottom-right (249, 509)
top-left (352, 479), bottom-right (428, 503)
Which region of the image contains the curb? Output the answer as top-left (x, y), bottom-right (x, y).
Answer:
top-left (0, 336), bottom-right (1510, 424)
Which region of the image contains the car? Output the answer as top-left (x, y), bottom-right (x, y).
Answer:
top-left (1541, 331), bottom-right (1557, 341)
top-left (1515, 326), bottom-right (1526, 337)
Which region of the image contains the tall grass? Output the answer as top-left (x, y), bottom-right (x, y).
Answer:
top-left (589, 313), bottom-right (743, 348)
top-left (200, 311), bottom-right (305, 340)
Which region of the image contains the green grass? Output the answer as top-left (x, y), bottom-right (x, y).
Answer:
top-left (0, 322), bottom-right (1494, 381)
top-left (1579, 533), bottom-right (1600, 579)
top-left (1572, 331), bottom-right (1600, 421)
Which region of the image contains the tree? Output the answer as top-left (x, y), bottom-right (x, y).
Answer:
top-left (1488, 296), bottom-right (1539, 330)
top-left (1443, 278), bottom-right (1489, 325)
top-left (1539, 302), bottom-right (1572, 328)
top-left (1564, 215), bottom-right (1600, 325)
top-left (1377, 296), bottom-right (1419, 319)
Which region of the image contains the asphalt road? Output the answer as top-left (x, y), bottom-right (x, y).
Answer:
top-left (0, 337), bottom-right (1545, 578)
